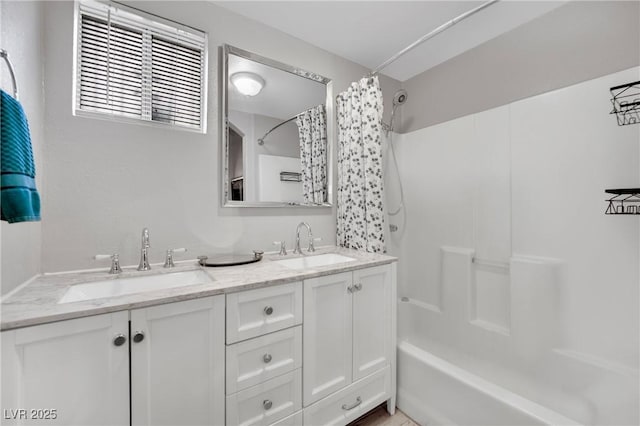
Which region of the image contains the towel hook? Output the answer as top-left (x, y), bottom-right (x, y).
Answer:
top-left (1, 49), bottom-right (19, 100)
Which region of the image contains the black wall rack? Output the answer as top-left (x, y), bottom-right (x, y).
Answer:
top-left (605, 188), bottom-right (640, 215)
top-left (610, 81), bottom-right (640, 126)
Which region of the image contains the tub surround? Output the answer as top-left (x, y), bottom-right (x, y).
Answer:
top-left (1, 246), bottom-right (396, 331)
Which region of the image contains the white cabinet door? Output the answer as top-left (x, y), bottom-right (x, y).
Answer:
top-left (352, 265), bottom-right (393, 381)
top-left (303, 272), bottom-right (353, 406)
top-left (131, 296), bottom-right (225, 426)
top-left (1, 312), bottom-right (129, 426)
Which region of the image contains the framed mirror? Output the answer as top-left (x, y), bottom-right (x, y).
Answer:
top-left (221, 44), bottom-right (333, 207)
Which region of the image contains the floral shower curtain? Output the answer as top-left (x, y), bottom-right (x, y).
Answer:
top-left (336, 76), bottom-right (385, 253)
top-left (296, 104), bottom-right (327, 204)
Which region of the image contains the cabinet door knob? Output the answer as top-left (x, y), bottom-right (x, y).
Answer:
top-left (263, 354), bottom-right (272, 363)
top-left (354, 283), bottom-right (363, 292)
top-left (113, 334), bottom-right (126, 347)
top-left (263, 400), bottom-right (273, 410)
top-left (341, 396), bottom-right (362, 411)
top-left (133, 331), bottom-right (145, 343)
top-left (264, 306), bottom-right (274, 316)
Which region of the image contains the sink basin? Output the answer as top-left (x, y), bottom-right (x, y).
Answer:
top-left (58, 270), bottom-right (212, 304)
top-left (275, 253), bottom-right (356, 270)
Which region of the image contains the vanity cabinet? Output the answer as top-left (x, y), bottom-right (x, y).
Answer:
top-left (303, 264), bottom-right (396, 424)
top-left (0, 296), bottom-right (225, 426)
top-left (1, 311), bottom-right (130, 425)
top-left (1, 258), bottom-right (396, 426)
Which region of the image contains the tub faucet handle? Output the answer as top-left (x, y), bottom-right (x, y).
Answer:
top-left (94, 254), bottom-right (122, 274)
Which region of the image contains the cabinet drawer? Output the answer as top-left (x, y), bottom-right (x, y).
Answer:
top-left (303, 367), bottom-right (389, 426)
top-left (270, 410), bottom-right (303, 426)
top-left (227, 326), bottom-right (302, 394)
top-left (226, 369), bottom-right (302, 426)
top-left (227, 283), bottom-right (302, 343)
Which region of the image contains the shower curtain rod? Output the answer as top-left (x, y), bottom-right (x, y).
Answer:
top-left (257, 115), bottom-right (297, 145)
top-left (369, 0), bottom-right (499, 77)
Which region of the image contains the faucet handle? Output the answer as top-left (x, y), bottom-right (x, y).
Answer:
top-left (164, 248), bottom-right (187, 268)
top-left (272, 241), bottom-right (287, 256)
top-left (308, 237), bottom-right (322, 252)
top-left (94, 254), bottom-right (122, 274)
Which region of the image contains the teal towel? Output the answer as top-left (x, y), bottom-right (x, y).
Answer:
top-left (1, 90), bottom-right (41, 223)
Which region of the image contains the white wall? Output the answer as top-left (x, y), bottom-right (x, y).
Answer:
top-left (258, 155), bottom-right (303, 203)
top-left (400, 1), bottom-right (640, 132)
top-left (390, 68), bottom-right (639, 424)
top-left (41, 1), bottom-right (400, 272)
top-left (0, 1), bottom-right (44, 295)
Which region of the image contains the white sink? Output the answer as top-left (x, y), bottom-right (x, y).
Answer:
top-left (275, 253), bottom-right (356, 270)
top-left (58, 270), bottom-right (212, 304)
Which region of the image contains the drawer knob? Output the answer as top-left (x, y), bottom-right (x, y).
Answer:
top-left (264, 306), bottom-right (274, 316)
top-left (263, 399), bottom-right (273, 410)
top-left (263, 353), bottom-right (272, 363)
top-left (341, 396), bottom-right (362, 411)
top-left (113, 334), bottom-right (126, 347)
top-left (133, 331), bottom-right (145, 343)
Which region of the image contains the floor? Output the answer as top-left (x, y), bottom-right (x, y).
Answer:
top-left (349, 405), bottom-right (420, 426)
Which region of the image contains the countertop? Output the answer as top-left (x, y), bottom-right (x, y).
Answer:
top-left (1, 246), bottom-right (396, 331)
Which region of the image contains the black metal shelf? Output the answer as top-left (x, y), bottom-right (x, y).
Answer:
top-left (610, 81), bottom-right (640, 126)
top-left (605, 188), bottom-right (640, 215)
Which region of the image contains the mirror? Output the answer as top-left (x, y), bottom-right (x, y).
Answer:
top-left (222, 44), bottom-right (333, 207)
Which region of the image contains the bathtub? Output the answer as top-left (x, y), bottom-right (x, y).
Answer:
top-left (397, 340), bottom-right (582, 426)
top-left (396, 296), bottom-right (640, 426)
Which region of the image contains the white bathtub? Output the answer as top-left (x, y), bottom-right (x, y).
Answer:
top-left (397, 340), bottom-right (582, 426)
top-left (394, 257), bottom-right (639, 426)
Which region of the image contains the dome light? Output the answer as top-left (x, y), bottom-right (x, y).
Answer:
top-left (231, 72), bottom-right (265, 96)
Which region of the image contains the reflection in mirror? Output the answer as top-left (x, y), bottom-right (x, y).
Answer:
top-left (222, 45), bottom-right (332, 207)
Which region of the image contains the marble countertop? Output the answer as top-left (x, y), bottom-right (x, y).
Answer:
top-left (1, 246), bottom-right (396, 331)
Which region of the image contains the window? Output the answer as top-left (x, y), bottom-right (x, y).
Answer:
top-left (74, 0), bottom-right (207, 132)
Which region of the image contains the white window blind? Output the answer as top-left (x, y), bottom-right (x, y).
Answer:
top-left (75, 0), bottom-right (207, 131)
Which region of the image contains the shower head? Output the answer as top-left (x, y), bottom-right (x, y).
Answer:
top-left (393, 89), bottom-right (408, 106)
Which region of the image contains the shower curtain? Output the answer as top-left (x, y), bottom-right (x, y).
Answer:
top-left (336, 76), bottom-right (385, 253)
top-left (296, 104), bottom-right (327, 204)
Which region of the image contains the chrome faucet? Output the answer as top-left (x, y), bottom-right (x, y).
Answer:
top-left (293, 222), bottom-right (316, 254)
top-left (137, 228), bottom-right (151, 271)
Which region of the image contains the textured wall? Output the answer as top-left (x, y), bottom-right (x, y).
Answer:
top-left (40, 1), bottom-right (400, 272)
top-left (1, 1), bottom-right (44, 295)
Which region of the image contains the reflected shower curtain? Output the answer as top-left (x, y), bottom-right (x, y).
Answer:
top-left (336, 76), bottom-right (385, 253)
top-left (296, 104), bottom-right (327, 204)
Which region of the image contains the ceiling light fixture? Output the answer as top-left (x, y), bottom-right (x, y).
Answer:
top-left (231, 72), bottom-right (265, 96)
